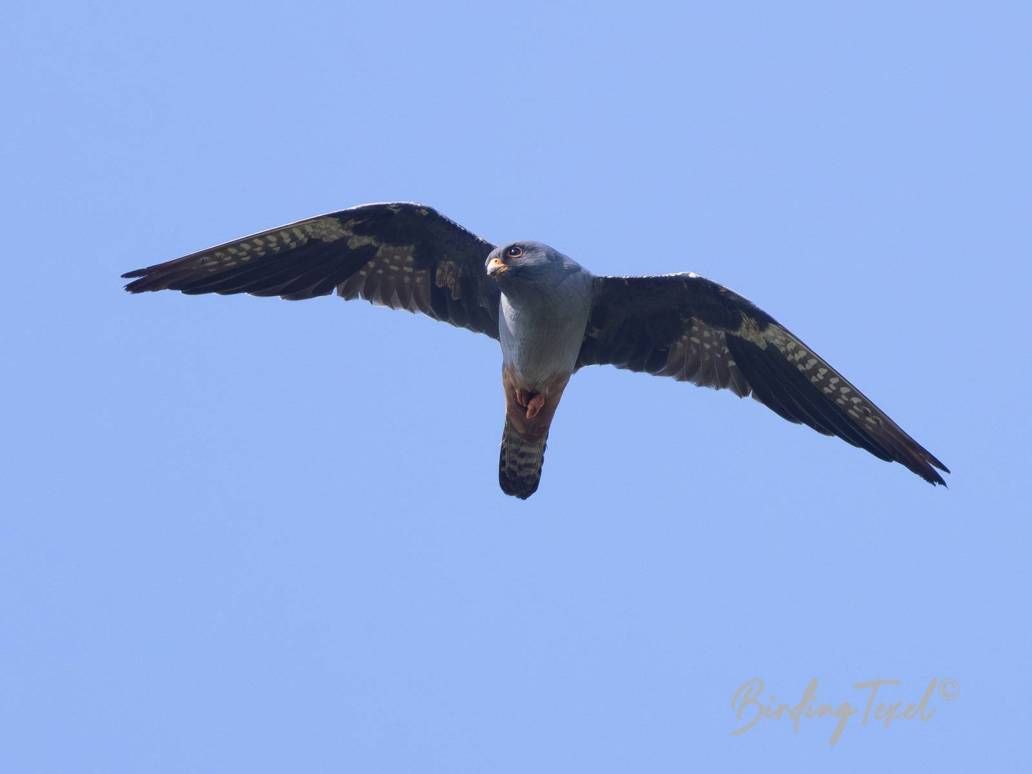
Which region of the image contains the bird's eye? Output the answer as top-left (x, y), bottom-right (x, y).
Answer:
top-left (506, 245), bottom-right (524, 259)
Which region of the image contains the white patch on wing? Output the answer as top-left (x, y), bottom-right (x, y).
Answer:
top-left (735, 316), bottom-right (769, 348)
top-left (346, 234), bottom-right (379, 249)
top-left (301, 216), bottom-right (349, 242)
top-left (662, 320), bottom-right (749, 395)
top-left (337, 244), bottom-right (429, 313)
top-left (435, 259), bottom-right (463, 300)
top-left (760, 326), bottom-right (885, 429)
top-left (194, 218), bottom-right (349, 273)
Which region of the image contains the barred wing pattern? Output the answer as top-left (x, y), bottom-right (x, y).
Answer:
top-left (123, 203), bottom-right (501, 337)
top-left (577, 274), bottom-right (948, 485)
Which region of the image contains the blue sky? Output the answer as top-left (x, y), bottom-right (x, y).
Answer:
top-left (3, 1), bottom-right (1029, 770)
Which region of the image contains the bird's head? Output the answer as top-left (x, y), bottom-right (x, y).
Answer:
top-left (485, 242), bottom-right (579, 287)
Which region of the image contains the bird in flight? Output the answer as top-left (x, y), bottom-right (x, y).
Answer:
top-left (123, 202), bottom-right (948, 498)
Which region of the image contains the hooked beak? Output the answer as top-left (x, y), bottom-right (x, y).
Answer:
top-left (486, 256), bottom-right (508, 277)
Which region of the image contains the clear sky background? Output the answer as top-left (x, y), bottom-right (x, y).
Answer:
top-left (3, 1), bottom-right (1029, 771)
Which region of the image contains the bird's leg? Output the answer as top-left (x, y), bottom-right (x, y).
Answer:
top-left (526, 393), bottom-right (546, 420)
top-left (514, 388), bottom-right (531, 408)
top-left (512, 385), bottom-right (545, 420)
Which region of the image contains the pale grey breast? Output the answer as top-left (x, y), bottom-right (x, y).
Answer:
top-left (498, 271), bottom-right (594, 389)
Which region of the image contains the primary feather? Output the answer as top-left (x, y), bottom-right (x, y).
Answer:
top-left (124, 204), bottom-right (949, 496)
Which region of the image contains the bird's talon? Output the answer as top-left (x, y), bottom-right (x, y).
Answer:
top-left (526, 394), bottom-right (546, 419)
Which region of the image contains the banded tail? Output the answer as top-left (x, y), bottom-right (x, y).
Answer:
top-left (499, 369), bottom-right (571, 499)
top-left (499, 417), bottom-right (549, 499)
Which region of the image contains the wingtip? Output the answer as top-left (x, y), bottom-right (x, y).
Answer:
top-left (919, 462), bottom-right (949, 488)
top-left (122, 276), bottom-right (146, 293)
top-left (121, 267), bottom-right (153, 293)
top-left (914, 447), bottom-right (949, 486)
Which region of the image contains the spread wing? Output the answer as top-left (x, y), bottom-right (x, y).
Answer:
top-left (577, 274), bottom-right (949, 485)
top-left (122, 202), bottom-right (501, 337)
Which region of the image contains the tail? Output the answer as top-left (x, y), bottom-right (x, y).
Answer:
top-left (499, 416), bottom-right (549, 499)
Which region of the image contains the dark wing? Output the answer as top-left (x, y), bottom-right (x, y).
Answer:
top-left (577, 274), bottom-right (949, 485)
top-left (123, 202), bottom-right (500, 337)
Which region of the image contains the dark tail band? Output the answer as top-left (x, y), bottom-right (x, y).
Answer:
top-left (499, 417), bottom-right (548, 499)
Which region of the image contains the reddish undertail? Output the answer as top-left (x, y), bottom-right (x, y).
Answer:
top-left (499, 369), bottom-right (570, 499)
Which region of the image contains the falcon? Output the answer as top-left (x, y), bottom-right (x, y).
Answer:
top-left (123, 202), bottom-right (948, 498)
